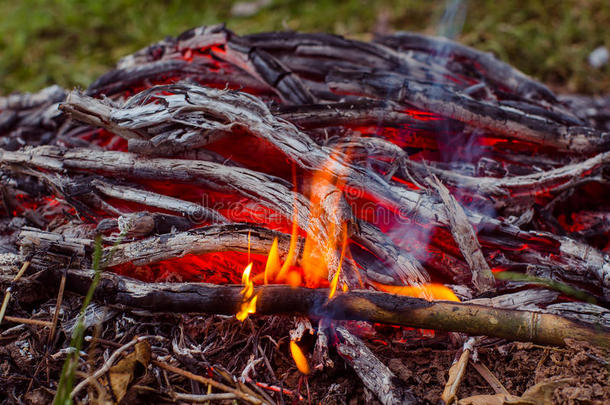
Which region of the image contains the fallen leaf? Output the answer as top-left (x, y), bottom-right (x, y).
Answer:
top-left (100, 340), bottom-right (151, 404)
top-left (518, 379), bottom-right (573, 405)
top-left (457, 379), bottom-right (573, 405)
top-left (457, 393), bottom-right (533, 405)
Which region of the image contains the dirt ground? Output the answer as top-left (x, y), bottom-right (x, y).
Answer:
top-left (0, 282), bottom-right (608, 404)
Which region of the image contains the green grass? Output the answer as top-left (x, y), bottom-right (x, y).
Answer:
top-left (53, 235), bottom-right (104, 405)
top-left (1, 0), bottom-right (608, 95)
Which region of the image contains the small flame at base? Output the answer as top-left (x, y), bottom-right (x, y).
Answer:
top-left (328, 227), bottom-right (348, 299)
top-left (236, 263), bottom-right (258, 321)
top-left (371, 281), bottom-right (460, 302)
top-left (289, 340), bottom-right (311, 375)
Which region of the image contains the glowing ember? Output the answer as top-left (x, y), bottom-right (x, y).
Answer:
top-left (289, 340), bottom-right (310, 375)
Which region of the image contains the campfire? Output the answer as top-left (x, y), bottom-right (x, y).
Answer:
top-left (1, 24), bottom-right (609, 404)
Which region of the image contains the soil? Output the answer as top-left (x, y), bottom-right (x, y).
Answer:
top-left (0, 281), bottom-right (608, 404)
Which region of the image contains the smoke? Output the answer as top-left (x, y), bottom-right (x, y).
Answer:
top-left (385, 0), bottom-right (484, 284)
top-left (437, 0), bottom-right (467, 41)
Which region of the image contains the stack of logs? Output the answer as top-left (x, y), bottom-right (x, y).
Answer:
top-left (1, 24), bottom-right (609, 404)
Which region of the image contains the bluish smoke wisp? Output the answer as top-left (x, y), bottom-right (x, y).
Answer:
top-left (437, 0), bottom-right (468, 41)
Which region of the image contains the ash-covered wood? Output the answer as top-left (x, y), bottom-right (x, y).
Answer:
top-left (374, 32), bottom-right (558, 103)
top-left (335, 325), bottom-right (418, 405)
top-left (427, 175), bottom-right (495, 294)
top-left (326, 69), bottom-right (609, 154)
top-left (1, 25), bottom-right (609, 297)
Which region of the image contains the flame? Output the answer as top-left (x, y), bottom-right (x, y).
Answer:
top-left (289, 340), bottom-right (310, 375)
top-left (238, 188), bottom-right (300, 320)
top-left (260, 205), bottom-right (300, 287)
top-left (239, 144), bottom-right (465, 325)
top-left (241, 263), bottom-right (254, 296)
top-left (236, 263), bottom-right (258, 321)
top-left (300, 148), bottom-right (350, 289)
top-left (236, 150), bottom-right (349, 302)
top-left (329, 227), bottom-right (348, 299)
top-left (301, 210), bottom-right (332, 287)
top-left (275, 207), bottom-right (299, 283)
top-left (263, 238), bottom-right (281, 284)
top-left (328, 266), bottom-right (341, 300)
top-left (286, 270), bottom-right (302, 287)
top-left (371, 281), bottom-right (460, 302)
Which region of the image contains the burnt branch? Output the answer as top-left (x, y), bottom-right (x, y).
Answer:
top-left (103, 224), bottom-right (302, 267)
top-left (427, 175), bottom-right (495, 294)
top-left (335, 325), bottom-right (418, 405)
top-left (375, 32), bottom-right (557, 103)
top-left (43, 268), bottom-right (610, 349)
top-left (2, 146), bottom-right (428, 286)
top-left (327, 69), bottom-right (610, 154)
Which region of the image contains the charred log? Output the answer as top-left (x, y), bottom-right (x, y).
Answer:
top-left (40, 268), bottom-right (610, 349)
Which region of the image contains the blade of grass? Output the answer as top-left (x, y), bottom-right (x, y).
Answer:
top-left (493, 271), bottom-right (598, 305)
top-left (53, 231), bottom-right (128, 405)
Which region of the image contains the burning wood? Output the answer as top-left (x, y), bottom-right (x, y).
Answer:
top-left (1, 23), bottom-right (609, 403)
top-left (30, 266), bottom-right (609, 348)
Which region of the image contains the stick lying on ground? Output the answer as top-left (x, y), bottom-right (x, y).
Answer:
top-left (335, 325), bottom-right (418, 405)
top-left (42, 267), bottom-right (610, 349)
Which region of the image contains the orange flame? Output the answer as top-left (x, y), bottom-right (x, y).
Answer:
top-left (300, 148), bottom-right (350, 290)
top-left (275, 207), bottom-right (299, 285)
top-left (255, 150), bottom-right (349, 293)
top-left (263, 238), bottom-right (281, 284)
top-left (328, 265), bottom-right (341, 300)
top-left (236, 263), bottom-right (258, 321)
top-left (371, 281), bottom-right (460, 302)
top-left (289, 340), bottom-right (310, 375)
top-left (234, 143), bottom-right (457, 326)
top-left (238, 197), bottom-right (300, 320)
top-left (329, 227), bottom-right (348, 299)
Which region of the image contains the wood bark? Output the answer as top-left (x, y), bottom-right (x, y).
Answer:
top-left (427, 175), bottom-right (495, 294)
top-left (374, 32), bottom-right (557, 103)
top-left (40, 268), bottom-right (610, 349)
top-left (326, 69), bottom-right (609, 154)
top-left (2, 146), bottom-right (429, 286)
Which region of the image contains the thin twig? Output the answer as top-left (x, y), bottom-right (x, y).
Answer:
top-left (2, 316), bottom-right (53, 328)
top-left (0, 291), bottom-right (12, 327)
top-left (173, 392), bottom-right (237, 402)
top-left (252, 381), bottom-right (305, 401)
top-left (13, 260), bottom-right (32, 282)
top-left (469, 361), bottom-right (509, 395)
top-left (0, 260), bottom-right (31, 326)
top-left (48, 267), bottom-right (68, 346)
top-left (151, 359), bottom-right (267, 405)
